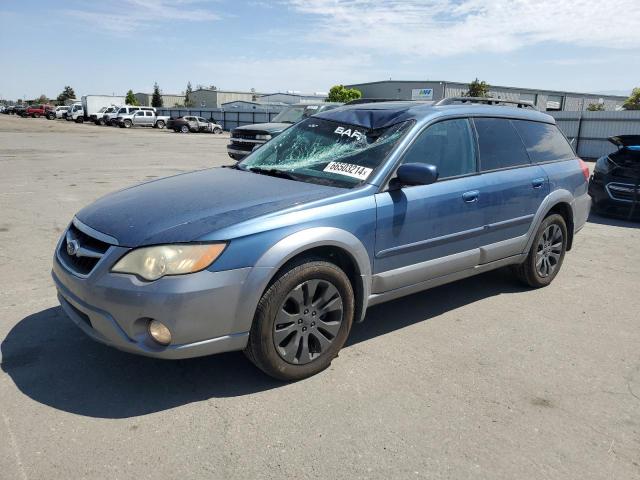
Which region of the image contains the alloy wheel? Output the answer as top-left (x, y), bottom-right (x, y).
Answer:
top-left (535, 224), bottom-right (563, 278)
top-left (273, 279), bottom-right (343, 365)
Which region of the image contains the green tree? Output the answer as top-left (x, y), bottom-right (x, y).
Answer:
top-left (151, 82), bottom-right (163, 108)
top-left (56, 86), bottom-right (76, 104)
top-left (327, 84), bottom-right (362, 103)
top-left (125, 89), bottom-right (139, 106)
top-left (623, 88), bottom-right (640, 110)
top-left (35, 94), bottom-right (48, 104)
top-left (185, 81), bottom-right (194, 107)
top-left (464, 78), bottom-right (491, 97)
top-left (586, 102), bottom-right (605, 111)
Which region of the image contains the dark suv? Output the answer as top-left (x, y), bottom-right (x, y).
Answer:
top-left (227, 103), bottom-right (341, 160)
top-left (589, 135), bottom-right (640, 219)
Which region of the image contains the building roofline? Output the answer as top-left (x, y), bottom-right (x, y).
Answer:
top-left (192, 88), bottom-right (261, 94)
top-left (134, 92), bottom-right (184, 96)
top-left (258, 92), bottom-right (327, 98)
top-left (345, 79), bottom-right (628, 100)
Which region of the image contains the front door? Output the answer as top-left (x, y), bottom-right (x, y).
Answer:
top-left (373, 118), bottom-right (486, 293)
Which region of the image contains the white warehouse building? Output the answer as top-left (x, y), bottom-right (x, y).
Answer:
top-left (345, 80), bottom-right (628, 111)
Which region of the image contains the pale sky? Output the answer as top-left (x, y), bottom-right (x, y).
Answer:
top-left (1, 0), bottom-right (638, 101)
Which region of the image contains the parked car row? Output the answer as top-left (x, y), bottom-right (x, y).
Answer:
top-left (6, 98), bottom-right (224, 134)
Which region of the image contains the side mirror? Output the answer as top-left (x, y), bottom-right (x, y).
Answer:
top-left (392, 163), bottom-right (438, 188)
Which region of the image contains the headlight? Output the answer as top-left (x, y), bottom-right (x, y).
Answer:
top-left (593, 156), bottom-right (612, 174)
top-left (112, 243), bottom-right (226, 281)
top-left (255, 134), bottom-right (272, 141)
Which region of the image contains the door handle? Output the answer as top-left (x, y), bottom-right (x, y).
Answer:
top-left (462, 190), bottom-right (479, 203)
top-left (532, 178), bottom-right (545, 189)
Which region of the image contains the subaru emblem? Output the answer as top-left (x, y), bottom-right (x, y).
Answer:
top-left (67, 239), bottom-right (80, 256)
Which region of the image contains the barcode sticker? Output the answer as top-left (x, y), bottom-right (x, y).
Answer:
top-left (323, 161), bottom-right (373, 180)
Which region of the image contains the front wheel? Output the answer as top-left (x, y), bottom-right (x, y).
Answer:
top-left (214, 127), bottom-right (223, 134)
top-left (123, 119), bottom-right (132, 128)
top-left (245, 259), bottom-right (354, 381)
top-left (180, 125), bottom-right (189, 133)
top-left (513, 214), bottom-right (568, 288)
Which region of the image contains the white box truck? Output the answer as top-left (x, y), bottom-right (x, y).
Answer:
top-left (81, 95), bottom-right (126, 123)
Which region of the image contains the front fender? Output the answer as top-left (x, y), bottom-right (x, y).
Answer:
top-left (234, 227), bottom-right (372, 335)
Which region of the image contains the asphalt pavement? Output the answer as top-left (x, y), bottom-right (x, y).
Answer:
top-left (1, 114), bottom-right (638, 479)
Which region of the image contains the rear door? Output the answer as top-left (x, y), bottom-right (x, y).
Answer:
top-left (470, 117), bottom-right (549, 262)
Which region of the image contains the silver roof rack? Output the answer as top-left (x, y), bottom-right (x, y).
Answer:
top-left (435, 97), bottom-right (537, 110)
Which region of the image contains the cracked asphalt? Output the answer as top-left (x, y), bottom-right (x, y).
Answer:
top-left (0, 114), bottom-right (639, 479)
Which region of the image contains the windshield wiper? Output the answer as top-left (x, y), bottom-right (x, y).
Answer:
top-left (248, 167), bottom-right (301, 181)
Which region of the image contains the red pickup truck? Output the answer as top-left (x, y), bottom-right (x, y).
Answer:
top-left (25, 104), bottom-right (54, 118)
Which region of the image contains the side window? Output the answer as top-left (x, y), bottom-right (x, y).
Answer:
top-left (401, 119), bottom-right (476, 179)
top-left (473, 118), bottom-right (530, 171)
top-left (512, 120), bottom-right (575, 163)
top-left (146, 111), bottom-right (153, 116)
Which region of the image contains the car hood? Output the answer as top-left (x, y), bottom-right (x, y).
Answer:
top-left (609, 135), bottom-right (640, 149)
top-left (233, 123), bottom-right (292, 134)
top-left (75, 167), bottom-right (345, 247)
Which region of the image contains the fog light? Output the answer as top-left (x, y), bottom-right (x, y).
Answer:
top-left (148, 320), bottom-right (172, 345)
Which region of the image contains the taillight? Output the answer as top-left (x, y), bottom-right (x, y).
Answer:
top-left (578, 158), bottom-right (590, 181)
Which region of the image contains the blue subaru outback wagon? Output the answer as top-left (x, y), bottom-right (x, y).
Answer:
top-left (52, 98), bottom-right (591, 380)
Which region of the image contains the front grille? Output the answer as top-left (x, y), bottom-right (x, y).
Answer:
top-left (231, 130), bottom-right (262, 140)
top-left (58, 222), bottom-right (112, 276)
top-left (607, 183), bottom-right (640, 203)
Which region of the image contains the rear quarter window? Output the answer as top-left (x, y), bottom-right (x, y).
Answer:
top-left (512, 120), bottom-right (575, 163)
top-left (473, 118), bottom-right (530, 171)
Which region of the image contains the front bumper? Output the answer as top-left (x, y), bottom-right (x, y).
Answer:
top-left (226, 146), bottom-right (251, 159)
top-left (52, 249), bottom-right (252, 359)
top-left (589, 177), bottom-right (640, 218)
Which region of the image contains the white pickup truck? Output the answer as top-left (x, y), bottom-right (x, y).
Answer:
top-left (116, 110), bottom-right (170, 129)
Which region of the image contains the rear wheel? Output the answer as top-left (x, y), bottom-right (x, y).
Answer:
top-left (513, 214), bottom-right (567, 288)
top-left (180, 125), bottom-right (189, 133)
top-left (214, 127), bottom-right (223, 134)
top-left (156, 120), bottom-right (165, 129)
top-left (245, 259), bottom-right (354, 381)
top-left (123, 119), bottom-right (132, 128)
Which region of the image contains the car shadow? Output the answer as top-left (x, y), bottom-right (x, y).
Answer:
top-left (1, 269), bottom-right (525, 419)
top-left (587, 210), bottom-right (640, 228)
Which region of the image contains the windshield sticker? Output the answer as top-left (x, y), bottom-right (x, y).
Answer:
top-left (334, 126), bottom-right (365, 141)
top-left (323, 161), bottom-right (372, 180)
top-left (306, 105), bottom-right (319, 110)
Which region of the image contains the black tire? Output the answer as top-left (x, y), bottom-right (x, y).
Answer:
top-left (156, 120), bottom-right (165, 129)
top-left (180, 125), bottom-right (189, 133)
top-left (245, 259), bottom-right (354, 381)
top-left (513, 214), bottom-right (568, 288)
top-left (75, 117), bottom-right (83, 123)
top-left (214, 127), bottom-right (223, 134)
top-left (123, 119), bottom-right (132, 128)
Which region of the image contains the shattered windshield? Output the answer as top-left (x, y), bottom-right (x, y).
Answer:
top-left (238, 117), bottom-right (413, 188)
